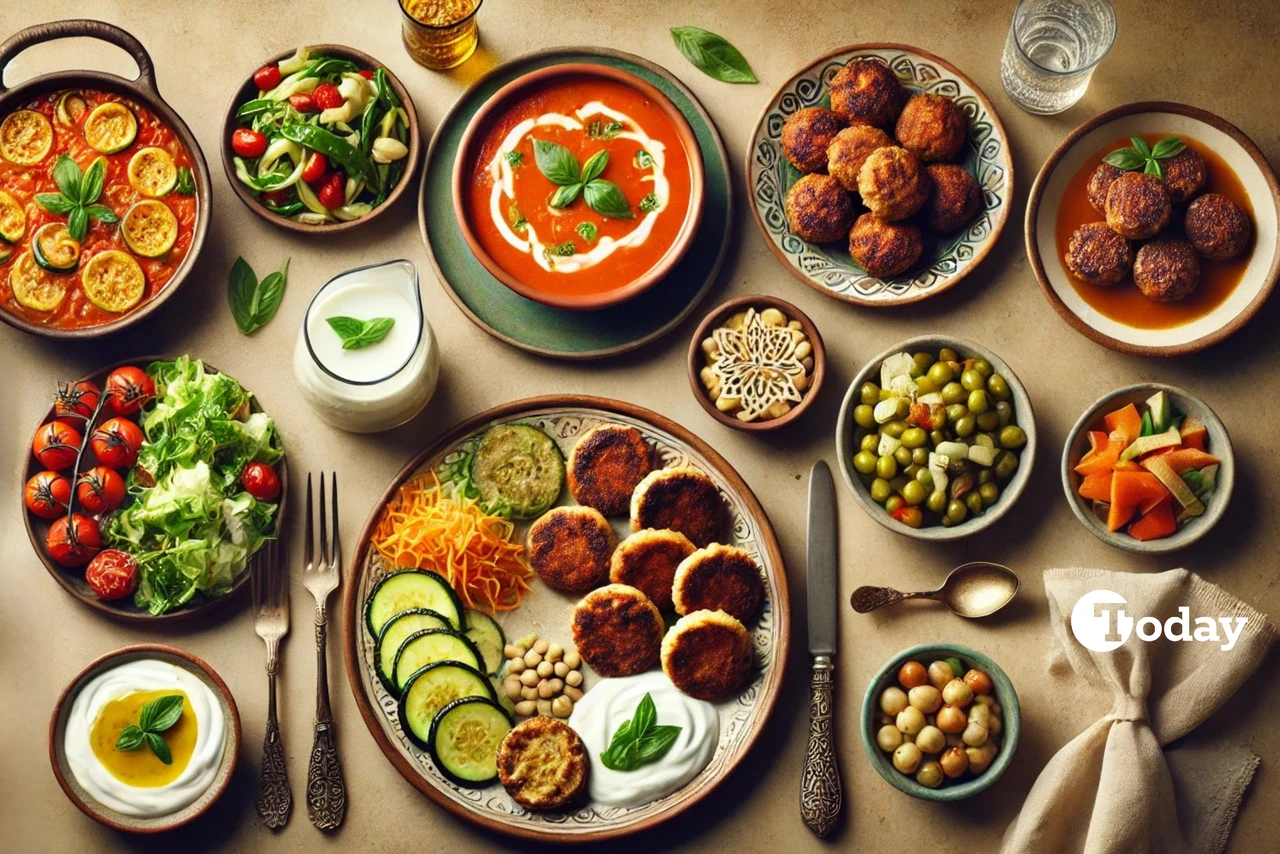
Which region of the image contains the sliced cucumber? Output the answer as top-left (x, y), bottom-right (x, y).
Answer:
top-left (393, 629), bottom-right (484, 691)
top-left (0, 190), bottom-right (26, 243)
top-left (32, 223), bottom-right (81, 272)
top-left (365, 569), bottom-right (465, 637)
top-left (463, 609), bottom-right (506, 675)
top-left (427, 697), bottom-right (512, 787)
top-left (398, 661), bottom-right (496, 750)
top-left (469, 424), bottom-right (564, 519)
top-left (375, 608), bottom-right (452, 694)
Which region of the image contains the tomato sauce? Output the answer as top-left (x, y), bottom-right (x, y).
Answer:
top-left (464, 76), bottom-right (693, 300)
top-left (0, 89), bottom-right (198, 329)
top-left (1055, 133), bottom-right (1253, 330)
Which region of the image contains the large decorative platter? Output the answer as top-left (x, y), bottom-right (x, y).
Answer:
top-left (342, 396), bottom-right (788, 842)
top-left (747, 43), bottom-right (1012, 306)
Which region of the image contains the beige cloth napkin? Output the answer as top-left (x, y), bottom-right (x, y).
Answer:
top-left (1002, 568), bottom-right (1275, 854)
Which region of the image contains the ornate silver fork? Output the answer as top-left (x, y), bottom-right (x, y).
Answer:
top-left (252, 536), bottom-right (291, 829)
top-left (303, 472), bottom-right (346, 831)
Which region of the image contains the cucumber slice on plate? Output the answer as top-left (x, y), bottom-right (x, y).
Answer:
top-left (398, 661), bottom-right (496, 750)
top-left (463, 609), bottom-right (506, 675)
top-left (428, 696), bottom-right (512, 787)
top-left (375, 608), bottom-right (452, 695)
top-left (365, 569), bottom-right (465, 637)
top-left (392, 629), bottom-right (484, 691)
top-left (470, 423), bottom-right (564, 519)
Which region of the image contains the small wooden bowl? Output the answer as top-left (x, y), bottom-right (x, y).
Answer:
top-left (686, 294), bottom-right (826, 432)
top-left (220, 44), bottom-right (421, 234)
top-left (49, 644), bottom-right (241, 833)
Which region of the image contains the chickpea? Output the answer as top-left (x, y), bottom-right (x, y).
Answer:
top-left (880, 686), bottom-right (908, 716)
top-left (564, 686), bottom-right (584, 702)
top-left (761, 307), bottom-right (786, 326)
top-left (945, 733), bottom-right (965, 749)
top-left (504, 644), bottom-right (523, 659)
top-left (538, 680), bottom-right (556, 699)
top-left (563, 650), bottom-right (582, 670)
top-left (547, 678), bottom-right (564, 693)
top-left (536, 699), bottom-right (553, 716)
top-left (967, 703), bottom-right (991, 730)
top-left (565, 670), bottom-right (583, 688)
top-left (987, 715), bottom-right (1002, 737)
top-left (896, 706), bottom-right (926, 737)
top-left (942, 678), bottom-right (974, 708)
top-left (546, 643), bottom-right (564, 663)
top-left (521, 686), bottom-right (538, 701)
top-left (916, 761), bottom-right (944, 789)
top-left (701, 337), bottom-right (717, 356)
top-left (876, 725), bottom-right (903, 752)
top-left (927, 660), bottom-right (955, 691)
top-left (962, 720), bottom-right (989, 747)
top-left (523, 650), bottom-right (542, 668)
top-left (892, 743), bottom-right (923, 774)
top-left (532, 638), bottom-right (549, 654)
top-left (907, 685), bottom-right (942, 714)
top-left (967, 743), bottom-right (999, 774)
top-left (964, 669), bottom-right (993, 695)
top-left (536, 660), bottom-right (554, 678)
top-left (507, 658), bottom-right (526, 675)
top-left (915, 725), bottom-right (945, 754)
top-left (503, 677), bottom-right (523, 700)
top-left (936, 704), bottom-right (968, 734)
top-left (898, 660), bottom-right (927, 689)
top-left (551, 695), bottom-right (573, 718)
top-left (514, 700), bottom-right (537, 716)
top-left (940, 746), bottom-right (969, 778)
top-left (700, 366), bottom-right (716, 389)
top-left (519, 669), bottom-right (539, 687)
top-left (554, 661), bottom-right (570, 678)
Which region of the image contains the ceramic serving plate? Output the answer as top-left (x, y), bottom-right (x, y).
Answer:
top-left (342, 396), bottom-right (788, 842)
top-left (1027, 102), bottom-right (1280, 355)
top-left (747, 44), bottom-right (1012, 306)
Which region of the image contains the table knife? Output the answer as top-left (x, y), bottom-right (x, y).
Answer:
top-left (800, 460), bottom-right (842, 838)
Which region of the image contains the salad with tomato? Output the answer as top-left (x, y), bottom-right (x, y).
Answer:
top-left (230, 46), bottom-right (411, 225)
top-left (24, 356), bottom-right (284, 615)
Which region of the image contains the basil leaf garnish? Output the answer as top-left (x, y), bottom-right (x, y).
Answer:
top-left (1101, 135), bottom-right (1185, 181)
top-left (575, 222), bottom-right (598, 242)
top-left (115, 725), bottom-right (146, 751)
top-left (599, 693), bottom-right (683, 772)
top-left (1151, 136), bottom-right (1185, 159)
top-left (139, 694), bottom-right (184, 733)
top-left (53, 155), bottom-right (83, 203)
top-left (584, 180), bottom-right (633, 219)
top-left (639, 193), bottom-right (660, 213)
top-left (533, 139), bottom-right (582, 186)
top-left (580, 150), bottom-right (609, 184)
top-left (67, 207), bottom-right (88, 242)
top-left (505, 150), bottom-right (524, 167)
top-left (326, 315), bottom-right (396, 350)
top-left (228, 256), bottom-right (290, 335)
top-left (670, 26), bottom-right (758, 84)
top-left (549, 183), bottom-right (582, 209)
top-left (145, 732), bottom-right (173, 765)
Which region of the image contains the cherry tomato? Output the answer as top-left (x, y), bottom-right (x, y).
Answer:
top-left (46, 513), bottom-right (101, 567)
top-left (288, 93), bottom-right (318, 114)
top-left (301, 151), bottom-right (328, 184)
top-left (313, 83), bottom-right (344, 111)
top-left (241, 462), bottom-right (282, 502)
top-left (76, 466), bottom-right (127, 515)
top-left (54, 379), bottom-right (101, 426)
top-left (253, 64), bottom-right (282, 91)
top-left (318, 171), bottom-right (345, 209)
top-left (33, 421), bottom-right (82, 470)
top-left (358, 69), bottom-right (376, 79)
top-left (104, 366), bottom-right (155, 416)
top-left (86, 549), bottom-right (139, 600)
top-left (231, 128), bottom-right (268, 158)
top-left (25, 471), bottom-right (71, 519)
top-left (261, 189), bottom-right (290, 208)
top-left (90, 418), bottom-right (144, 470)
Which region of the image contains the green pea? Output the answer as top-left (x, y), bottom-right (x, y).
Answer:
top-left (965, 492), bottom-right (985, 515)
top-left (876, 455), bottom-right (898, 480)
top-left (954, 415), bottom-right (976, 438)
top-left (945, 403), bottom-right (968, 423)
top-left (979, 482), bottom-right (1000, 505)
top-left (904, 464), bottom-right (921, 479)
top-left (853, 451), bottom-right (877, 474)
top-left (926, 490), bottom-right (947, 514)
top-left (938, 347), bottom-right (960, 362)
top-left (870, 477), bottom-right (891, 503)
top-left (972, 357), bottom-right (993, 377)
top-left (883, 420), bottom-right (907, 438)
top-left (885, 494), bottom-right (904, 514)
top-left (894, 398), bottom-right (912, 419)
top-left (860, 433), bottom-right (880, 453)
top-left (912, 352), bottom-right (935, 375)
top-left (977, 411), bottom-right (1001, 432)
top-left (911, 447), bottom-right (929, 466)
top-left (926, 361), bottom-right (954, 386)
top-left (915, 468), bottom-right (934, 487)
top-left (999, 425), bottom-right (1028, 449)
top-left (901, 427), bottom-right (928, 448)
top-left (889, 475), bottom-right (910, 493)
top-left (901, 479), bottom-right (927, 506)
top-left (914, 375), bottom-right (937, 395)
top-left (942, 514), bottom-right (958, 527)
top-left (930, 429), bottom-right (946, 446)
top-left (967, 389), bottom-right (990, 415)
top-left (961, 368), bottom-right (985, 392)
top-left (994, 450), bottom-right (1019, 479)
top-left (987, 374), bottom-right (1011, 401)
top-left (976, 468), bottom-right (993, 485)
top-left (860, 382), bottom-right (881, 406)
top-left (945, 499), bottom-right (968, 524)
top-left (854, 404), bottom-right (875, 429)
top-left (894, 446), bottom-right (913, 466)
top-left (996, 400), bottom-right (1013, 427)
top-left (897, 507), bottom-right (923, 528)
top-left (940, 381), bottom-right (967, 405)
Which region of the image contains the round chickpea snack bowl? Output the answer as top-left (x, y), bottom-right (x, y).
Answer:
top-left (862, 643), bottom-right (1020, 802)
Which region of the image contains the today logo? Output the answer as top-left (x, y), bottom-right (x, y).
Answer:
top-left (1069, 589), bottom-right (1248, 652)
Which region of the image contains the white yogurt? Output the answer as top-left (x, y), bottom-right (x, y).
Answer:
top-left (568, 671), bottom-right (718, 808)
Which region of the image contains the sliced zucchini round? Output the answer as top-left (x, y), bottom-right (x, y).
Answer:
top-left (364, 569), bottom-right (465, 638)
top-left (427, 697), bottom-right (512, 787)
top-left (463, 609), bottom-right (506, 676)
top-left (32, 223), bottom-right (81, 272)
top-left (127, 147), bottom-right (177, 197)
top-left (56, 91), bottom-right (89, 126)
top-left (398, 661), bottom-right (496, 750)
top-left (0, 244), bottom-right (13, 264)
top-left (392, 629), bottom-right (484, 691)
top-left (376, 608), bottom-right (452, 694)
top-left (0, 190), bottom-right (26, 243)
top-left (121, 200), bottom-right (177, 258)
top-left (0, 109), bottom-right (53, 165)
top-left (83, 102), bottom-right (137, 154)
top-left (9, 251), bottom-right (67, 311)
top-left (470, 424), bottom-right (564, 519)
top-left (81, 250), bottom-right (145, 313)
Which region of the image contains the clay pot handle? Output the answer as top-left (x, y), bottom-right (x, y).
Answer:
top-left (0, 19), bottom-right (158, 95)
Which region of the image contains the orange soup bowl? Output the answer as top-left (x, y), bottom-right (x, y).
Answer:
top-left (451, 63), bottom-right (705, 311)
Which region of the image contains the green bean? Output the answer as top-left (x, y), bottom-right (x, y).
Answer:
top-left (901, 427), bottom-right (928, 448)
top-left (977, 411), bottom-right (1001, 432)
top-left (994, 450), bottom-right (1019, 479)
top-left (854, 405), bottom-right (875, 429)
top-left (961, 369), bottom-right (985, 392)
top-left (999, 425), bottom-right (1028, 449)
top-left (940, 382), bottom-right (967, 405)
top-left (972, 357), bottom-right (993, 377)
top-left (876, 455), bottom-right (898, 480)
top-left (854, 451), bottom-right (877, 474)
top-left (860, 382), bottom-right (881, 406)
top-left (870, 478), bottom-right (892, 503)
top-left (967, 389), bottom-right (990, 415)
top-left (926, 361), bottom-right (954, 386)
top-left (987, 374), bottom-right (1011, 401)
top-left (902, 479), bottom-right (927, 506)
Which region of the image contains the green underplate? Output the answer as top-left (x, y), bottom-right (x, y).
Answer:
top-left (418, 47), bottom-right (732, 360)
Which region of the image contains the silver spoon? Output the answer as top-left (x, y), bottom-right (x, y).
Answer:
top-left (850, 562), bottom-right (1019, 618)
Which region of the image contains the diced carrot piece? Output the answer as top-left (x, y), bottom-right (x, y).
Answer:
top-left (1113, 459), bottom-right (1142, 472)
top-left (1129, 499), bottom-right (1178, 541)
top-left (1075, 437), bottom-right (1125, 476)
top-left (1104, 404), bottom-right (1142, 444)
top-left (1079, 471), bottom-right (1113, 502)
top-left (1088, 430), bottom-right (1110, 452)
top-left (1107, 498), bottom-right (1138, 532)
top-left (1149, 448), bottom-right (1220, 475)
top-left (1180, 417), bottom-right (1207, 448)
top-left (1108, 471), bottom-right (1167, 532)
top-left (1138, 486), bottom-right (1171, 515)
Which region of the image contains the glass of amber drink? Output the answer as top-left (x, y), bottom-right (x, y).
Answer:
top-left (400, 0), bottom-right (482, 70)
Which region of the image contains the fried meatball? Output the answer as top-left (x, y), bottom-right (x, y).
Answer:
top-left (630, 467), bottom-right (728, 548)
top-left (572, 584), bottom-right (664, 677)
top-left (497, 717), bottom-right (588, 811)
top-left (661, 610), bottom-right (753, 701)
top-left (1160, 148), bottom-right (1207, 204)
top-left (1087, 163), bottom-right (1123, 214)
top-left (610, 528), bottom-right (696, 611)
top-left (1065, 222), bottom-right (1133, 287)
top-left (526, 506), bottom-right (616, 593)
top-left (567, 423), bottom-right (652, 516)
top-left (1134, 238), bottom-right (1201, 302)
top-left (1105, 172), bottom-right (1171, 239)
top-left (826, 125), bottom-right (893, 191)
top-left (848, 213), bottom-right (923, 277)
top-left (858, 146), bottom-right (930, 221)
top-left (894, 94), bottom-right (967, 162)
top-left (1185, 193), bottom-right (1252, 260)
top-left (672, 544), bottom-right (764, 624)
top-left (785, 173), bottom-right (855, 243)
top-left (922, 164), bottom-right (981, 232)
top-left (781, 107), bottom-right (845, 173)
top-left (828, 59), bottom-right (906, 127)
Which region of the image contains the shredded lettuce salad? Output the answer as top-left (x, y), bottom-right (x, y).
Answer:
top-left (101, 356), bottom-right (284, 615)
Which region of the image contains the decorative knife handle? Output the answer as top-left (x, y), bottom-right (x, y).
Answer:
top-left (256, 669), bottom-right (292, 830)
top-left (307, 611), bottom-right (346, 831)
top-left (800, 655), bottom-right (842, 838)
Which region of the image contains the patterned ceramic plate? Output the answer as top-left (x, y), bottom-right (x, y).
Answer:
top-left (342, 397), bottom-right (788, 842)
top-left (747, 44), bottom-right (1013, 306)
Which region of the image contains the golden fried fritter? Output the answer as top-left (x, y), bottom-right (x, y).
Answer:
top-left (785, 173), bottom-right (856, 243)
top-left (848, 212), bottom-right (923, 277)
top-left (1065, 222), bottom-right (1133, 287)
top-left (857, 146), bottom-right (930, 222)
top-left (1184, 193), bottom-right (1252, 260)
top-left (630, 467), bottom-right (728, 548)
top-left (572, 584), bottom-right (664, 677)
top-left (894, 94), bottom-right (967, 162)
top-left (567, 424), bottom-right (653, 517)
top-left (1105, 172), bottom-right (1171, 239)
top-left (1087, 162), bottom-right (1124, 213)
top-left (922, 163), bottom-right (981, 233)
top-left (672, 543), bottom-right (764, 624)
top-left (1160, 148), bottom-right (1207, 203)
top-left (828, 59), bottom-right (906, 127)
top-left (527, 506), bottom-right (616, 593)
top-left (781, 106), bottom-right (845, 173)
top-left (497, 717), bottom-right (588, 811)
top-left (827, 125), bottom-right (893, 191)
top-left (610, 528), bottom-right (696, 611)
top-left (661, 610), bottom-right (753, 701)
top-left (1134, 238), bottom-right (1201, 301)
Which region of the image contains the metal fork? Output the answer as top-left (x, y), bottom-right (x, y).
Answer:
top-left (303, 472), bottom-right (346, 831)
top-left (252, 536), bottom-right (292, 830)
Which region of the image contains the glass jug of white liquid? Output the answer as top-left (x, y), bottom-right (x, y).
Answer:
top-left (293, 259), bottom-right (440, 433)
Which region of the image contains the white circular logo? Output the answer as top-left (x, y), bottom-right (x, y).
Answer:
top-left (1070, 589), bottom-right (1132, 652)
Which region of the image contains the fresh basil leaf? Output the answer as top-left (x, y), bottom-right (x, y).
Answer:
top-left (81, 157), bottom-right (106, 205)
top-left (140, 694), bottom-right (185, 733)
top-left (85, 204), bottom-right (118, 224)
top-left (326, 315), bottom-right (395, 350)
top-left (635, 150), bottom-right (654, 169)
top-left (35, 193), bottom-right (76, 215)
top-left (115, 724), bottom-right (145, 751)
top-left (1151, 136), bottom-right (1186, 160)
top-left (532, 139), bottom-right (582, 186)
top-left (639, 193), bottom-right (660, 213)
top-left (670, 26), bottom-right (758, 84)
top-left (325, 316), bottom-right (365, 340)
top-left (1130, 136), bottom-right (1151, 158)
top-left (575, 222), bottom-right (598, 242)
top-left (632, 692), bottom-right (657, 736)
top-left (597, 694), bottom-right (682, 772)
top-left (52, 155), bottom-right (83, 203)
top-left (1102, 148), bottom-right (1146, 171)
top-left (584, 179), bottom-right (634, 219)
top-left (145, 732), bottom-right (173, 765)
top-left (580, 149), bottom-right (609, 184)
top-left (227, 257), bottom-right (259, 334)
top-left (174, 167), bottom-right (196, 195)
top-left (67, 207), bottom-right (88, 242)
top-left (635, 725), bottom-right (681, 761)
top-left (1145, 158), bottom-right (1164, 179)
top-left (505, 150), bottom-right (524, 167)
top-left (549, 182), bottom-right (582, 208)
top-left (253, 261), bottom-right (289, 330)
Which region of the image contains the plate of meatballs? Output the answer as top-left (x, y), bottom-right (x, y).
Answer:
top-left (1028, 101), bottom-right (1280, 356)
top-left (747, 44), bottom-right (1012, 306)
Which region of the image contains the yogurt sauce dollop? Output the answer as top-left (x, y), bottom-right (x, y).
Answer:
top-left (568, 670), bottom-right (718, 808)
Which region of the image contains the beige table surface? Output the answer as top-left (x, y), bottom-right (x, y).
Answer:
top-left (3, 1), bottom-right (1279, 851)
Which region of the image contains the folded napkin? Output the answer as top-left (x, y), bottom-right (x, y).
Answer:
top-left (1002, 567), bottom-right (1275, 854)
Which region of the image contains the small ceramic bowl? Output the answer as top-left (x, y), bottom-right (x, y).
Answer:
top-left (836, 335), bottom-right (1036, 540)
top-left (1061, 383), bottom-right (1234, 553)
top-left (686, 294), bottom-right (826, 432)
top-left (220, 44), bottom-right (421, 234)
top-left (49, 644), bottom-right (241, 833)
top-left (862, 643), bottom-right (1020, 801)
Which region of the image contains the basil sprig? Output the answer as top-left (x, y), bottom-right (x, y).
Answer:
top-left (1103, 136), bottom-right (1186, 180)
top-left (325, 315), bottom-right (395, 350)
top-left (670, 26), bottom-right (757, 84)
top-left (228, 256), bottom-right (289, 335)
top-left (600, 693), bottom-right (682, 772)
top-left (532, 140), bottom-right (633, 220)
top-left (34, 155), bottom-right (118, 241)
top-left (115, 694), bottom-right (184, 765)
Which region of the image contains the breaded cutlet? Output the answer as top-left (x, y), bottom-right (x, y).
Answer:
top-left (527, 506), bottom-right (615, 593)
top-left (571, 584), bottom-right (664, 677)
top-left (630, 467), bottom-right (728, 548)
top-left (610, 528), bottom-right (696, 611)
top-left (661, 609), bottom-right (753, 701)
top-left (567, 424), bottom-right (653, 517)
top-left (672, 543), bottom-right (764, 624)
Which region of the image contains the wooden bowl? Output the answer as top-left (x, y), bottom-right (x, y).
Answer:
top-left (49, 644), bottom-right (241, 833)
top-left (1061, 383), bottom-right (1234, 553)
top-left (220, 44), bottom-right (421, 234)
top-left (686, 294), bottom-right (825, 432)
top-left (1026, 101), bottom-right (1280, 355)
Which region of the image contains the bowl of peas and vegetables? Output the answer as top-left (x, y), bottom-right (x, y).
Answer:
top-left (836, 336), bottom-right (1036, 540)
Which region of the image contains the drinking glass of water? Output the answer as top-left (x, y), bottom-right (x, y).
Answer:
top-left (1000, 0), bottom-right (1117, 114)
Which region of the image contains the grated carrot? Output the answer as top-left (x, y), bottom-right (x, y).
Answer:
top-left (371, 473), bottom-right (533, 613)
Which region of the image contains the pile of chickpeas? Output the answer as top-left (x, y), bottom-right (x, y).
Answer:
top-left (502, 635), bottom-right (585, 719)
top-left (873, 657), bottom-right (1003, 789)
